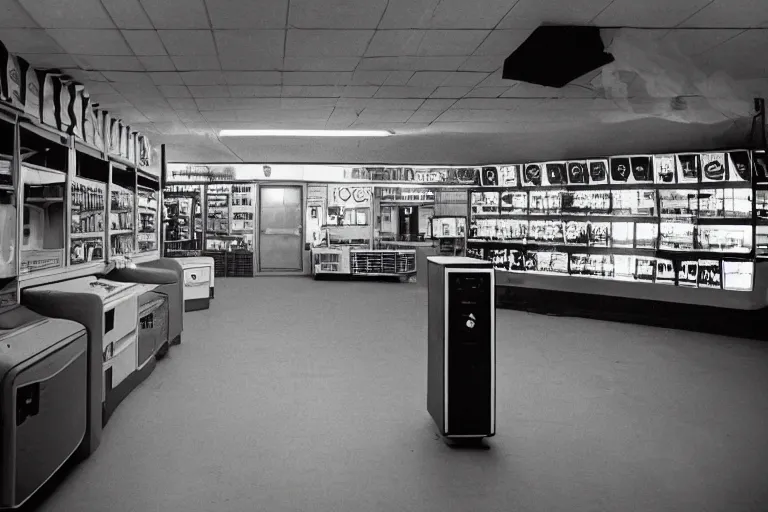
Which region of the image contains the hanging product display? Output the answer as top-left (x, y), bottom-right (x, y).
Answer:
top-left (468, 149), bottom-right (761, 292)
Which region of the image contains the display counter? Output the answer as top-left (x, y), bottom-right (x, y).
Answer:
top-left (0, 307), bottom-right (88, 508)
top-left (466, 150), bottom-right (768, 336)
top-left (176, 256), bottom-right (215, 311)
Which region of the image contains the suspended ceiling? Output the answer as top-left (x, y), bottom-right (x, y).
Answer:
top-left (1, 0), bottom-right (767, 164)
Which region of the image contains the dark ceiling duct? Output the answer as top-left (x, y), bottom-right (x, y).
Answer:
top-left (502, 25), bottom-right (614, 88)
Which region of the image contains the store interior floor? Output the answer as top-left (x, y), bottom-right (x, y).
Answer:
top-left (37, 278), bottom-right (768, 512)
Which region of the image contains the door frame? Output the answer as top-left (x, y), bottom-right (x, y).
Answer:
top-left (255, 182), bottom-right (307, 275)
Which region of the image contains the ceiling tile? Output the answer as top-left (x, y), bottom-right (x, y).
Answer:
top-left (188, 85), bottom-right (231, 98)
top-left (407, 71), bottom-right (452, 87)
top-left (430, 86), bottom-right (472, 98)
top-left (74, 55), bottom-right (144, 71)
top-left (379, 0), bottom-right (441, 29)
top-left (141, 110), bottom-right (181, 123)
top-left (458, 56), bottom-right (501, 72)
top-left (375, 86), bottom-right (435, 98)
top-left (219, 55), bottom-right (282, 71)
top-left (498, 0), bottom-right (612, 29)
top-left (101, 0), bottom-right (153, 29)
top-left (215, 30), bottom-right (284, 66)
top-left (341, 86), bottom-right (379, 98)
top-left (407, 111), bottom-right (440, 123)
top-left (206, 0), bottom-right (288, 29)
top-left (341, 98), bottom-right (423, 110)
top-left (62, 69), bottom-right (107, 82)
top-left (419, 98), bottom-right (455, 110)
top-left (282, 72), bottom-right (353, 86)
top-left (18, 0), bottom-right (114, 29)
top-left (357, 57), bottom-right (402, 71)
top-left (477, 69), bottom-right (515, 87)
top-left (383, 71), bottom-right (415, 85)
top-left (680, 0), bottom-right (768, 27)
top-left (463, 86), bottom-right (510, 97)
top-left (229, 85), bottom-right (282, 97)
top-left (90, 93), bottom-right (131, 108)
top-left (418, 30), bottom-right (488, 56)
top-left (501, 83), bottom-right (562, 98)
top-left (282, 57), bottom-right (361, 71)
top-left (398, 56), bottom-right (468, 71)
top-left (473, 30), bottom-right (532, 56)
top-left (358, 109), bottom-right (414, 123)
top-left (48, 29), bottom-right (131, 56)
top-left (159, 30), bottom-right (217, 56)
top-left (181, 71), bottom-right (227, 85)
top-left (0, 28), bottom-right (62, 53)
top-left (20, 53), bottom-right (76, 68)
top-left (593, 0), bottom-right (712, 27)
top-left (111, 82), bottom-right (159, 96)
top-left (171, 56), bottom-right (221, 71)
top-left (365, 30), bottom-right (425, 57)
top-left (149, 72), bottom-right (184, 85)
top-left (326, 107), bottom-right (358, 128)
top-left (441, 72), bottom-right (488, 87)
top-left (138, 56), bottom-right (176, 71)
top-left (288, 0), bottom-right (388, 28)
top-left (83, 81), bottom-right (116, 94)
top-left (286, 30), bottom-right (372, 57)
top-left (428, 0), bottom-right (517, 29)
top-left (140, 0), bottom-right (210, 29)
top-left (102, 71), bottom-right (154, 84)
top-left (122, 30), bottom-right (166, 56)
top-left (695, 29), bottom-right (768, 79)
top-left (350, 70), bottom-right (390, 85)
top-left (0, 0), bottom-right (38, 28)
top-left (113, 108), bottom-right (149, 123)
top-left (279, 99), bottom-right (337, 110)
top-left (281, 86), bottom-right (344, 97)
top-left (177, 110), bottom-right (206, 122)
top-left (197, 98), bottom-right (280, 111)
top-left (452, 97), bottom-right (525, 109)
top-left (159, 85), bottom-right (192, 98)
top-left (224, 71), bottom-right (282, 85)
top-left (662, 29), bottom-right (744, 56)
top-left (167, 98), bottom-right (197, 109)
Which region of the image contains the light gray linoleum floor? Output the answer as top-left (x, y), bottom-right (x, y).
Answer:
top-left (37, 277), bottom-right (768, 512)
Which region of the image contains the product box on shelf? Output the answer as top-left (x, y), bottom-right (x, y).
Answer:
top-left (0, 44), bottom-right (22, 110)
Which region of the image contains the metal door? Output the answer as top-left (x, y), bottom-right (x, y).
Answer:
top-left (259, 186), bottom-right (303, 271)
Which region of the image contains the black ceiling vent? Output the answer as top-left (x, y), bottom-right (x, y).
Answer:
top-left (502, 25), bottom-right (614, 88)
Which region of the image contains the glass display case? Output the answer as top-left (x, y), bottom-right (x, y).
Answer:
top-left (0, 118), bottom-right (16, 307)
top-left (69, 176), bottom-right (105, 265)
top-left (21, 164), bottom-right (66, 273)
top-left (109, 183), bottom-right (135, 257)
top-left (468, 149), bottom-right (758, 292)
top-left (204, 184), bottom-right (253, 252)
top-left (163, 184), bottom-right (203, 256)
top-left (137, 186), bottom-right (158, 253)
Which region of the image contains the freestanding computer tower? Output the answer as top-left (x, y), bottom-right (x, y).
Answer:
top-left (427, 257), bottom-right (495, 439)
top-left (0, 307), bottom-right (88, 509)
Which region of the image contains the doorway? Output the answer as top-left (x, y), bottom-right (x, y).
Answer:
top-left (259, 186), bottom-right (303, 272)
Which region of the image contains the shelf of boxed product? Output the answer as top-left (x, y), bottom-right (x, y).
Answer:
top-left (70, 177), bottom-right (106, 266)
top-left (467, 150), bottom-right (763, 303)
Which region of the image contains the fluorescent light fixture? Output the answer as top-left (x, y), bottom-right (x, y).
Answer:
top-left (219, 129), bottom-right (392, 137)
